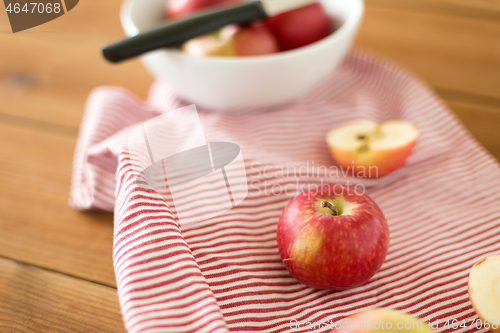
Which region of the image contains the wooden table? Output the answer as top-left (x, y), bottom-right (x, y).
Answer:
top-left (0, 0), bottom-right (499, 331)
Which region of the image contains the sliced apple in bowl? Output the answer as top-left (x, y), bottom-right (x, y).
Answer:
top-left (182, 24), bottom-right (280, 57)
top-left (468, 254), bottom-right (500, 332)
top-left (326, 120), bottom-right (419, 178)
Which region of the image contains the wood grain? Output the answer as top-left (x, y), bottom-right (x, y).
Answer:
top-left (0, 257), bottom-right (124, 333)
top-left (356, 4), bottom-right (500, 104)
top-left (0, 0), bottom-right (153, 129)
top-left (0, 122), bottom-right (116, 287)
top-left (0, 0), bottom-right (499, 131)
top-left (447, 100), bottom-right (500, 160)
top-left (367, 0), bottom-right (500, 19)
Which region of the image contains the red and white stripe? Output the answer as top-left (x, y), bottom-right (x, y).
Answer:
top-left (71, 50), bottom-right (500, 333)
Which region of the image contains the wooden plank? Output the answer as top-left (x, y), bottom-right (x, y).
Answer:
top-left (0, 0), bottom-right (499, 131)
top-left (447, 100), bottom-right (500, 161)
top-left (0, 257), bottom-right (124, 333)
top-left (0, 122), bottom-right (117, 287)
top-left (366, 0), bottom-right (500, 19)
top-left (0, 0), bottom-right (153, 129)
top-left (356, 4), bottom-right (500, 104)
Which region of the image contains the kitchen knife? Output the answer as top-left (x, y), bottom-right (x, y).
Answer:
top-left (102, 0), bottom-right (318, 63)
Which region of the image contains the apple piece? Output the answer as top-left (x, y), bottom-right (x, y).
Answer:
top-left (329, 308), bottom-right (437, 332)
top-left (468, 254), bottom-right (500, 332)
top-left (326, 120), bottom-right (419, 178)
top-left (277, 184), bottom-right (389, 290)
top-left (166, 0), bottom-right (240, 20)
top-left (182, 24), bottom-right (279, 57)
top-left (232, 22), bottom-right (280, 56)
top-left (182, 25), bottom-right (239, 57)
top-left (264, 3), bottom-right (331, 51)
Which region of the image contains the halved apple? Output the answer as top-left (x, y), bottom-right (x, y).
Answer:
top-left (326, 120), bottom-right (419, 178)
top-left (468, 254), bottom-right (500, 332)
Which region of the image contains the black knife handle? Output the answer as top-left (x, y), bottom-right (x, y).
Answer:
top-left (102, 1), bottom-right (268, 63)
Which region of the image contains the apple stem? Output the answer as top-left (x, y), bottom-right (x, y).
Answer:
top-left (320, 201), bottom-right (338, 216)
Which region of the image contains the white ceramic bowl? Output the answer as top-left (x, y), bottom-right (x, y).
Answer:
top-left (121, 0), bottom-right (364, 111)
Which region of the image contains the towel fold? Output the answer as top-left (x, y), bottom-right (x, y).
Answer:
top-left (71, 51), bottom-right (500, 333)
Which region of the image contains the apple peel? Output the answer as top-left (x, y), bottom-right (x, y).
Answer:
top-left (468, 254), bottom-right (500, 332)
top-left (277, 184), bottom-right (389, 290)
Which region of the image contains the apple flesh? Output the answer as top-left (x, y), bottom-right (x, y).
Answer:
top-left (166, 0), bottom-right (240, 20)
top-left (277, 184), bottom-right (389, 290)
top-left (264, 3), bottom-right (331, 51)
top-left (468, 254), bottom-right (500, 332)
top-left (182, 24), bottom-right (279, 57)
top-left (329, 308), bottom-right (437, 332)
top-left (326, 120), bottom-right (419, 178)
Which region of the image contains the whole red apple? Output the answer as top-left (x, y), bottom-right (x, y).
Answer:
top-left (265, 3), bottom-right (331, 51)
top-left (182, 24), bottom-right (279, 57)
top-left (166, 0), bottom-right (240, 20)
top-left (277, 184), bottom-right (389, 290)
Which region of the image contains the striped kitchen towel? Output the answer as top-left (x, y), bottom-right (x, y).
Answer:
top-left (71, 50), bottom-right (500, 333)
